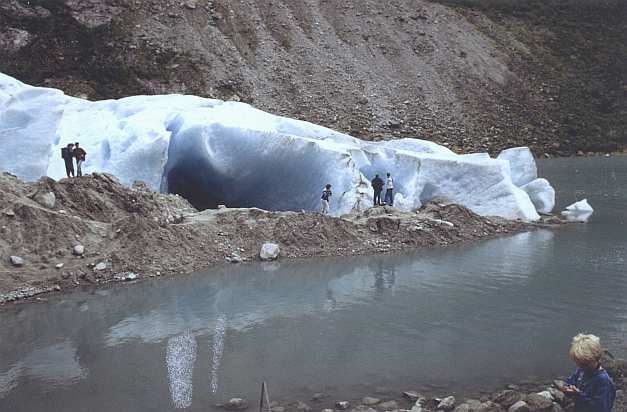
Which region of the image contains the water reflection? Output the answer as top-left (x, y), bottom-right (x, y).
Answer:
top-left (166, 332), bottom-right (197, 409)
top-left (0, 341), bottom-right (86, 398)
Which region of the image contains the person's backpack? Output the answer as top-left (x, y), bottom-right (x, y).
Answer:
top-left (61, 147), bottom-right (69, 159)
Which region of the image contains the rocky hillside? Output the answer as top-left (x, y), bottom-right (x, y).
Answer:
top-left (1, 0), bottom-right (625, 156)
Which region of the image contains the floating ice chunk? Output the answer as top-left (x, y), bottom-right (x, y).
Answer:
top-left (497, 147), bottom-right (537, 187)
top-left (565, 198), bottom-right (593, 213)
top-left (561, 199), bottom-right (593, 222)
top-left (521, 178), bottom-right (555, 214)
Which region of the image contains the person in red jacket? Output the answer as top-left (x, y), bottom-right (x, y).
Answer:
top-left (73, 142), bottom-right (87, 177)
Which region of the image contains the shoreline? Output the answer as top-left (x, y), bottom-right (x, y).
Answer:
top-left (0, 172), bottom-right (563, 307)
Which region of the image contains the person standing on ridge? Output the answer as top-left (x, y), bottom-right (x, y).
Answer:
top-left (371, 174), bottom-right (384, 206)
top-left (73, 142), bottom-right (87, 177)
top-left (384, 172), bottom-right (394, 206)
top-left (61, 143), bottom-right (75, 177)
top-left (320, 184), bottom-right (332, 215)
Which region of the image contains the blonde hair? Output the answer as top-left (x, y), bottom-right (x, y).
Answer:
top-left (569, 333), bottom-right (603, 363)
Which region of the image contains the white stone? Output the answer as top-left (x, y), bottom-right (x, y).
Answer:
top-left (521, 178), bottom-right (555, 213)
top-left (537, 391), bottom-right (553, 401)
top-left (497, 147), bottom-right (537, 187)
top-left (94, 261), bottom-right (108, 271)
top-left (0, 73), bottom-right (548, 221)
top-left (10, 255), bottom-right (24, 266)
top-left (55, 263), bottom-right (64, 269)
top-left (72, 244), bottom-right (85, 256)
top-left (260, 242), bottom-right (280, 261)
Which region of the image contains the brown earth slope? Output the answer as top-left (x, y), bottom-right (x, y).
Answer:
top-left (0, 0), bottom-right (625, 156)
top-left (0, 172), bottom-right (538, 304)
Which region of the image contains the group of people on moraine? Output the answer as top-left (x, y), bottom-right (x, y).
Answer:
top-left (61, 142), bottom-right (87, 178)
top-left (320, 172), bottom-right (394, 215)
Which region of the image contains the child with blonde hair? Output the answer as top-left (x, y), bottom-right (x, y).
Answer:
top-left (560, 333), bottom-right (616, 412)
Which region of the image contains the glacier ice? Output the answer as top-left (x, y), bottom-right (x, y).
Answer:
top-left (496, 147), bottom-right (537, 187)
top-left (520, 178), bottom-right (556, 214)
top-left (0, 72), bottom-right (555, 221)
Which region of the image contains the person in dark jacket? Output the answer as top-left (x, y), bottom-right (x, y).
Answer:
top-left (73, 142), bottom-right (87, 177)
top-left (560, 334), bottom-right (616, 412)
top-left (320, 184), bottom-right (332, 214)
top-left (371, 174), bottom-right (384, 206)
top-left (62, 143), bottom-right (75, 177)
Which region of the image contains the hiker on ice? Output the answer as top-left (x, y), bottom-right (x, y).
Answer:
top-left (73, 142), bottom-right (87, 177)
top-left (61, 143), bottom-right (75, 177)
top-left (384, 173), bottom-right (394, 206)
top-left (320, 184), bottom-right (332, 215)
top-left (371, 174), bottom-right (384, 206)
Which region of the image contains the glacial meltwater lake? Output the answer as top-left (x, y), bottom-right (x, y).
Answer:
top-left (1, 157), bottom-right (626, 411)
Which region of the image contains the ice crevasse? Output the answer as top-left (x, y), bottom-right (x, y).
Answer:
top-left (0, 73), bottom-right (555, 220)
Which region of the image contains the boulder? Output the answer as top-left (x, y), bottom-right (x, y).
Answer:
top-left (94, 261), bottom-right (108, 271)
top-left (508, 401), bottom-right (529, 412)
top-left (9, 255), bottom-right (24, 266)
top-left (336, 402), bottom-right (351, 410)
top-left (260, 243), bottom-right (280, 261)
top-left (33, 190), bottom-right (56, 209)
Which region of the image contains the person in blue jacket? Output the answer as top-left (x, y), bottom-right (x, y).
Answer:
top-left (560, 333), bottom-right (616, 412)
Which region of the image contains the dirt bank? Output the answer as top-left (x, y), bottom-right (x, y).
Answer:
top-left (0, 172), bottom-right (560, 305)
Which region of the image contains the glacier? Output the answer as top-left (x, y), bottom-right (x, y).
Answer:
top-left (0, 72), bottom-right (555, 220)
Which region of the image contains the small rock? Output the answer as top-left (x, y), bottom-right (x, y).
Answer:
top-left (218, 204), bottom-right (227, 209)
top-left (525, 393), bottom-right (552, 411)
top-left (322, 409), bottom-right (334, 412)
top-left (53, 284), bottom-right (61, 291)
top-left (351, 407), bottom-right (376, 412)
top-left (312, 393), bottom-right (326, 402)
top-left (379, 401), bottom-right (399, 410)
top-left (125, 273), bottom-right (138, 281)
top-left (10, 256), bottom-right (24, 267)
top-left (437, 396), bottom-right (456, 411)
top-left (3, 209), bottom-right (15, 217)
top-left (546, 388), bottom-right (563, 403)
top-left (495, 390), bottom-right (523, 407)
top-left (508, 401), bottom-right (529, 412)
top-left (94, 262), bottom-right (108, 271)
top-left (34, 191), bottom-right (56, 209)
top-left (227, 252), bottom-right (243, 263)
top-left (55, 263), bottom-right (64, 269)
top-left (294, 401), bottom-right (311, 411)
top-left (536, 392), bottom-right (553, 402)
top-left (336, 401), bottom-right (351, 410)
top-left (224, 398), bottom-right (249, 410)
top-left (362, 397), bottom-right (380, 406)
top-left (403, 392), bottom-right (423, 402)
top-left (73, 244), bottom-right (85, 256)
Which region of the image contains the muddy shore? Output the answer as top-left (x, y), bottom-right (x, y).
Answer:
top-left (0, 171), bottom-right (564, 305)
